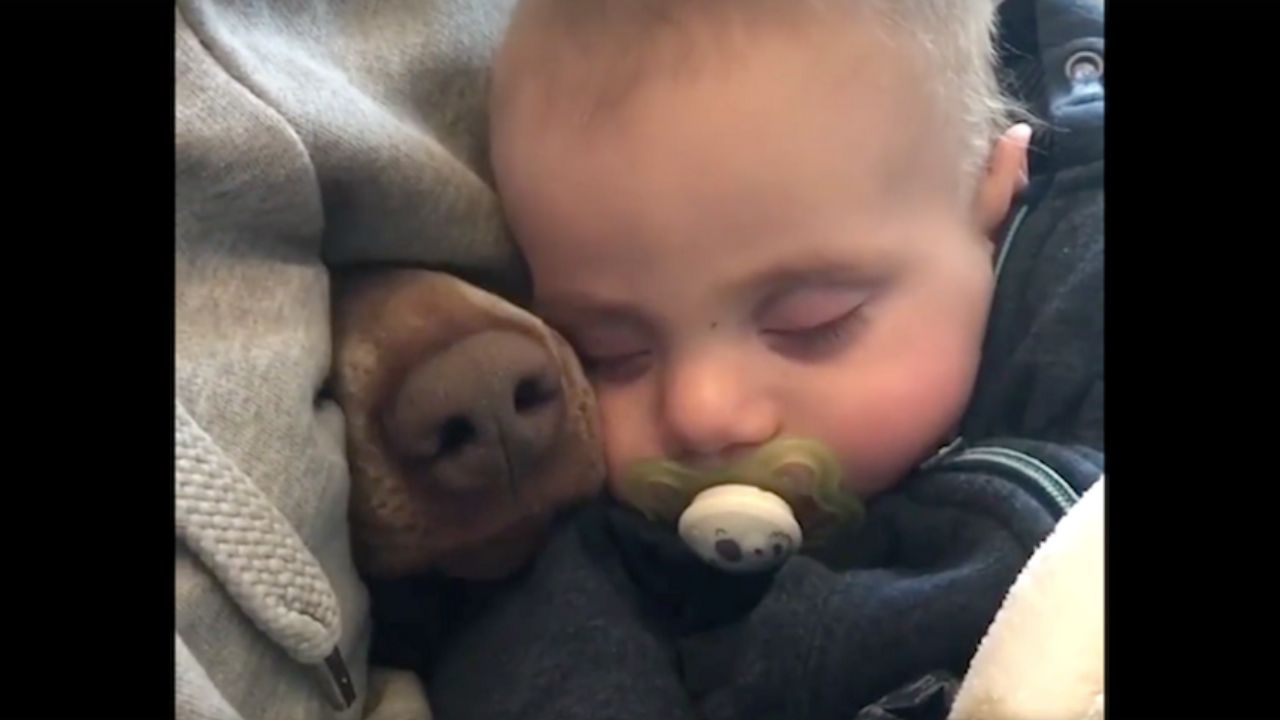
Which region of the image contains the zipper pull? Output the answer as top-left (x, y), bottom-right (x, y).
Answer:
top-left (311, 647), bottom-right (357, 711)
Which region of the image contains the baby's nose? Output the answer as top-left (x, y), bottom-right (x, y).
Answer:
top-left (661, 352), bottom-right (779, 459)
top-left (381, 330), bottom-right (565, 494)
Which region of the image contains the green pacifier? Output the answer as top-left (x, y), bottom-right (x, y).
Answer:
top-left (618, 437), bottom-right (865, 573)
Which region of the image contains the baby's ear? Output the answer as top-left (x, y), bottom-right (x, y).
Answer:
top-left (974, 124), bottom-right (1032, 237)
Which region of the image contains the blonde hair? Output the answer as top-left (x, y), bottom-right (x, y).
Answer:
top-left (873, 0), bottom-right (1024, 178)
top-left (495, 0), bottom-right (1024, 181)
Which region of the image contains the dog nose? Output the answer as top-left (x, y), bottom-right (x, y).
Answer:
top-left (381, 330), bottom-right (564, 493)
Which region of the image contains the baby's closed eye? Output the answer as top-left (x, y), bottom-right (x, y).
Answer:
top-left (757, 286), bottom-right (866, 330)
top-left (756, 286), bottom-right (871, 357)
top-left (563, 324), bottom-right (653, 381)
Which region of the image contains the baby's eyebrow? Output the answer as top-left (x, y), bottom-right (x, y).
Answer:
top-left (535, 296), bottom-right (652, 329)
top-left (733, 263), bottom-right (874, 303)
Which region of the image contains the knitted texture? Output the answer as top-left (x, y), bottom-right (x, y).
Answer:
top-left (176, 401), bottom-right (341, 664)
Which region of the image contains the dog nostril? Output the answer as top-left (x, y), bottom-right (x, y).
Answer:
top-left (513, 374), bottom-right (559, 414)
top-left (714, 538), bottom-right (742, 563)
top-left (436, 415), bottom-right (477, 457)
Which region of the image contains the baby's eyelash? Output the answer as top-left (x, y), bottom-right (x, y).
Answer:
top-left (764, 308), bottom-right (864, 357)
top-left (802, 321), bottom-right (848, 345)
top-left (578, 350), bottom-right (652, 383)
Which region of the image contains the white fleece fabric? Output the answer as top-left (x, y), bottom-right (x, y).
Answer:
top-left (950, 477), bottom-right (1105, 720)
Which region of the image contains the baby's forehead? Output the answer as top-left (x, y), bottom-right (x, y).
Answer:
top-left (495, 1), bottom-right (940, 131)
top-left (493, 9), bottom-right (976, 268)
top-left (497, 76), bottom-right (957, 245)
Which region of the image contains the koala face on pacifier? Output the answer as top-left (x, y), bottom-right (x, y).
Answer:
top-left (677, 484), bottom-right (802, 573)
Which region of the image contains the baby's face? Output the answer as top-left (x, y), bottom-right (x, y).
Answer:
top-left (492, 24), bottom-right (1024, 498)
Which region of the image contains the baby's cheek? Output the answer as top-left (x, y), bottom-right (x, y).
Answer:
top-left (818, 355), bottom-right (977, 496)
top-left (594, 386), bottom-right (661, 497)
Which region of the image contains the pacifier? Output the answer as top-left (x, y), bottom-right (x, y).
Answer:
top-left (619, 437), bottom-right (864, 574)
top-left (677, 484), bottom-right (803, 572)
